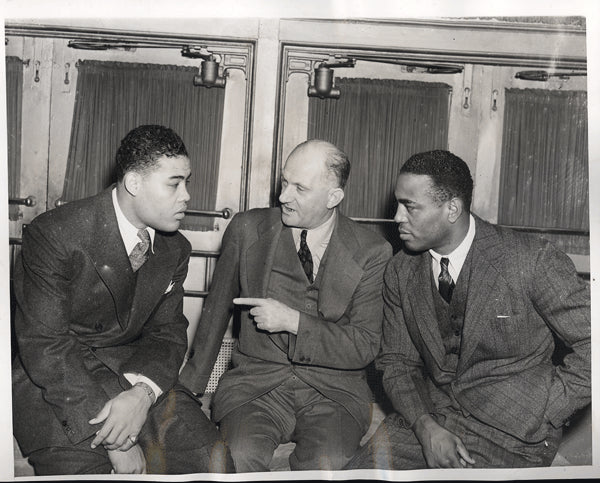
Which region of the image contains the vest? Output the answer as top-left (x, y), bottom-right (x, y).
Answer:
top-left (431, 248), bottom-right (474, 376)
top-left (266, 227), bottom-right (326, 358)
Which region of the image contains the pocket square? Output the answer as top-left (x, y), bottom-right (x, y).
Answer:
top-left (164, 281), bottom-right (176, 294)
top-left (496, 315), bottom-right (511, 319)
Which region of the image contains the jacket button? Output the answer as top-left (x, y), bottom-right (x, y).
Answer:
top-left (62, 420), bottom-right (68, 426)
top-left (95, 323), bottom-right (103, 332)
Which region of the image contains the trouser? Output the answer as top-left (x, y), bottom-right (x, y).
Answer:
top-left (27, 389), bottom-right (235, 475)
top-left (219, 375), bottom-right (364, 472)
top-left (345, 406), bottom-right (562, 469)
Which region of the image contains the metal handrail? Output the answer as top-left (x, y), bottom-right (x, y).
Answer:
top-left (9, 196), bottom-right (36, 207)
top-left (350, 216), bottom-right (589, 236)
top-left (184, 290), bottom-right (210, 298)
top-left (191, 250), bottom-right (220, 258)
top-left (185, 208), bottom-right (233, 219)
top-left (54, 199), bottom-right (232, 219)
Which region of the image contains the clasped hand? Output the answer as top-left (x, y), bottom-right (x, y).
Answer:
top-left (233, 297), bottom-right (300, 334)
top-left (414, 414), bottom-right (475, 468)
top-left (89, 385), bottom-right (152, 451)
top-left (108, 445), bottom-right (146, 474)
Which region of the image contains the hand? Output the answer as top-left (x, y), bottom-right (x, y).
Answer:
top-left (108, 444), bottom-right (146, 474)
top-left (89, 386), bottom-right (152, 450)
top-left (413, 414), bottom-right (475, 468)
top-left (233, 297), bottom-right (300, 334)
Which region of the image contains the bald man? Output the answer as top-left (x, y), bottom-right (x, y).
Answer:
top-left (180, 139), bottom-right (392, 471)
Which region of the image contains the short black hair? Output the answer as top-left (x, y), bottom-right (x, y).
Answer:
top-left (400, 150), bottom-right (473, 210)
top-left (115, 125), bottom-right (188, 181)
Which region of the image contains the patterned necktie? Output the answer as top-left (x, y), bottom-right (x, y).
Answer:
top-left (438, 257), bottom-right (455, 304)
top-left (298, 229), bottom-right (314, 283)
top-left (129, 228), bottom-right (151, 272)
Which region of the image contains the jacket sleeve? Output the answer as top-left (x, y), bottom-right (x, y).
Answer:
top-left (376, 258), bottom-right (436, 428)
top-left (119, 239), bottom-right (191, 394)
top-left (178, 214), bottom-right (242, 394)
top-left (14, 220), bottom-right (111, 445)
top-left (289, 240), bottom-right (392, 370)
top-left (531, 242), bottom-right (591, 428)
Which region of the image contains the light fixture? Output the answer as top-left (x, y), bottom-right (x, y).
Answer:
top-left (307, 59), bottom-right (356, 99)
top-left (181, 46), bottom-right (227, 88)
top-left (515, 70), bottom-right (587, 81)
top-left (67, 41), bottom-right (230, 88)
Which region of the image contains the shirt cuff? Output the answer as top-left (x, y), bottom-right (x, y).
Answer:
top-left (123, 373), bottom-right (163, 400)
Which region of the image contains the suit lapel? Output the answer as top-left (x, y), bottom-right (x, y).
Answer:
top-left (127, 233), bottom-right (179, 331)
top-left (406, 254), bottom-right (446, 367)
top-left (86, 189), bottom-right (134, 329)
top-left (244, 211), bottom-right (283, 298)
top-left (457, 218), bottom-right (505, 372)
top-left (241, 211), bottom-right (288, 351)
top-left (317, 215), bottom-right (363, 321)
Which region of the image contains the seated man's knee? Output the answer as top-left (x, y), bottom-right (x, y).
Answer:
top-left (220, 418), bottom-right (278, 472)
top-left (207, 439), bottom-right (236, 473)
top-left (224, 433), bottom-right (277, 472)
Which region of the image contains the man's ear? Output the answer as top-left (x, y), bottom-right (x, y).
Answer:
top-left (447, 197), bottom-right (463, 223)
top-left (327, 187), bottom-right (345, 209)
top-left (123, 172), bottom-right (141, 197)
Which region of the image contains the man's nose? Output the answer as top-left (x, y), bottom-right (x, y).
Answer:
top-left (394, 205), bottom-right (407, 223)
top-left (180, 184), bottom-right (191, 203)
top-left (279, 185), bottom-right (291, 203)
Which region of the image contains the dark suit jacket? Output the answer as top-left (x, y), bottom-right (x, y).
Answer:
top-left (12, 188), bottom-right (192, 454)
top-left (379, 215), bottom-right (590, 443)
top-left (179, 207), bottom-right (392, 428)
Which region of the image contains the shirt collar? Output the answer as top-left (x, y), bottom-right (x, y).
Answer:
top-left (429, 213), bottom-right (476, 280)
top-left (292, 209), bottom-right (337, 253)
top-left (112, 188), bottom-right (155, 255)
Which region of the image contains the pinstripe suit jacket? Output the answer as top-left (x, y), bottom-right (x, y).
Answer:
top-left (12, 188), bottom-right (192, 454)
top-left (379, 215), bottom-right (590, 443)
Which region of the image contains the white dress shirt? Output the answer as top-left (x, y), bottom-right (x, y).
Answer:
top-left (429, 214), bottom-right (476, 289)
top-left (291, 210), bottom-right (337, 277)
top-left (112, 188), bottom-right (162, 400)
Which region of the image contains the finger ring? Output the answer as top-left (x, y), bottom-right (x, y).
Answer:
top-left (128, 435), bottom-right (137, 443)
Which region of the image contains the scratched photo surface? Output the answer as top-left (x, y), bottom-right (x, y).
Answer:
top-left (2, 0), bottom-right (598, 481)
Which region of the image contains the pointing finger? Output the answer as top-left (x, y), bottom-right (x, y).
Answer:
top-left (233, 298), bottom-right (265, 306)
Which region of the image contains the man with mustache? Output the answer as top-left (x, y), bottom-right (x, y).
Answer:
top-left (180, 139), bottom-right (392, 471)
top-left (12, 125), bottom-right (234, 475)
top-left (346, 149), bottom-right (590, 469)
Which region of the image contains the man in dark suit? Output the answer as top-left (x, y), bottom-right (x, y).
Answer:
top-left (346, 150), bottom-right (590, 469)
top-left (12, 125), bottom-right (234, 475)
top-left (179, 139), bottom-right (392, 471)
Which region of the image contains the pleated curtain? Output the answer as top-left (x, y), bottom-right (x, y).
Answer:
top-left (308, 78), bottom-right (451, 219)
top-left (498, 89), bottom-right (588, 254)
top-left (6, 56), bottom-right (23, 221)
top-left (308, 78), bottom-right (451, 248)
top-left (62, 60), bottom-right (225, 230)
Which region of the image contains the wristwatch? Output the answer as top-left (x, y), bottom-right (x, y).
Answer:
top-left (134, 381), bottom-right (156, 405)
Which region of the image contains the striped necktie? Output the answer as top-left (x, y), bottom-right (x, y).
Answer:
top-left (129, 228), bottom-right (151, 272)
top-left (438, 257), bottom-right (455, 303)
top-left (298, 229), bottom-right (314, 283)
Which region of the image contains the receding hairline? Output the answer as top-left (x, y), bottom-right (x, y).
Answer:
top-left (286, 140), bottom-right (347, 187)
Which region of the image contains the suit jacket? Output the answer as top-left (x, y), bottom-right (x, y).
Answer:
top-left (179, 207), bottom-right (392, 428)
top-left (379, 215), bottom-right (590, 443)
top-left (12, 188), bottom-right (192, 454)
